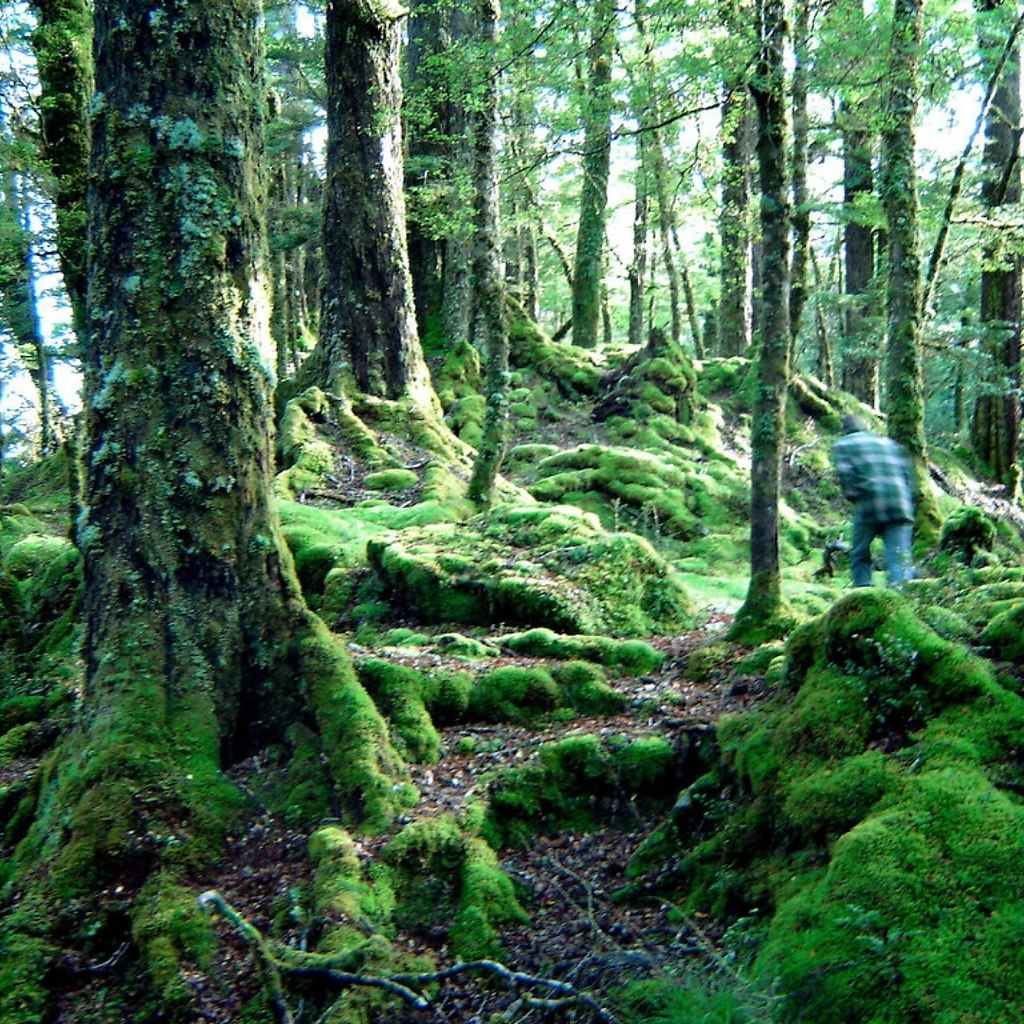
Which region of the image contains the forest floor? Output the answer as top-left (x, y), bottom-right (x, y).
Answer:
top-left (43, 611), bottom-right (778, 1024)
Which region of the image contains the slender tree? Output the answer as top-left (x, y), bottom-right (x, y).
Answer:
top-left (466, 0), bottom-right (509, 506)
top-left (28, 0), bottom-right (91, 339)
top-left (880, 0), bottom-right (940, 543)
top-left (731, 0), bottom-right (792, 640)
top-left (571, 0), bottom-right (615, 349)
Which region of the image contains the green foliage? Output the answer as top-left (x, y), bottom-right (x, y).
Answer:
top-left (939, 504), bottom-right (996, 564)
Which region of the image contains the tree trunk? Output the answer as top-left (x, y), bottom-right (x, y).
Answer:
top-left (571, 0), bottom-right (615, 349)
top-left (718, 89), bottom-right (755, 356)
top-left (628, 130), bottom-right (650, 349)
top-left (28, 0), bottom-right (92, 340)
top-left (466, 0), bottom-right (509, 506)
top-left (788, 0), bottom-right (812, 359)
top-left (731, 0), bottom-right (792, 641)
top-left (881, 0), bottom-right (941, 543)
top-left (971, 0), bottom-right (1023, 497)
top-left (310, 0), bottom-right (435, 409)
top-left (3, 6), bottom-right (405, 1015)
top-left (841, 102), bottom-right (880, 406)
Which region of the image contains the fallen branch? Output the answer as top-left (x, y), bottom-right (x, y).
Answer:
top-left (199, 890), bottom-right (623, 1024)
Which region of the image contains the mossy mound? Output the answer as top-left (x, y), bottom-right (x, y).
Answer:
top-left (939, 504), bottom-right (996, 564)
top-left (632, 589), bottom-right (1024, 1023)
top-left (485, 732), bottom-right (683, 846)
top-left (382, 815), bottom-right (528, 959)
top-left (366, 504), bottom-right (694, 637)
top-left (507, 300), bottom-right (602, 398)
top-left (526, 443), bottom-right (747, 544)
top-left (501, 627), bottom-right (664, 676)
top-left (593, 327), bottom-right (699, 429)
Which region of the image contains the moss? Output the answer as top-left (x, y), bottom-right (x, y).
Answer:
top-left (433, 632), bottom-right (497, 659)
top-left (383, 815), bottom-right (526, 959)
top-left (355, 658), bottom-right (442, 763)
top-left (309, 825), bottom-right (395, 933)
top-left (501, 628), bottom-right (664, 676)
top-left (132, 874), bottom-right (218, 1016)
top-left (469, 666), bottom-right (561, 724)
top-left (980, 602), bottom-right (1024, 661)
top-left (0, 895), bottom-right (56, 1024)
top-left (364, 468), bottom-right (418, 491)
top-left (299, 621), bottom-right (413, 831)
top-left (551, 660), bottom-right (627, 715)
top-left (367, 505), bottom-right (693, 637)
top-left (640, 589), bottom-right (1024, 1022)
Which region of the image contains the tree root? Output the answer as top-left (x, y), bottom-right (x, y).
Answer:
top-left (199, 889), bottom-right (623, 1023)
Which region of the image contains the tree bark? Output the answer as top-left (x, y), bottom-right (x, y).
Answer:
top-left (3, 13), bottom-right (406, 1014)
top-left (788, 0), bottom-right (812, 360)
top-left (571, 0), bottom-right (615, 349)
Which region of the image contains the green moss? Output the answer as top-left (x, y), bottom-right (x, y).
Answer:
top-left (355, 658), bottom-right (442, 763)
top-left (364, 468), bottom-right (418, 491)
top-left (383, 815), bottom-right (526, 959)
top-left (132, 874), bottom-right (217, 1016)
top-left (551, 660), bottom-right (627, 715)
top-left (469, 666), bottom-right (561, 724)
top-left (299, 621), bottom-right (413, 831)
top-left (0, 896), bottom-right (57, 1024)
top-left (502, 628), bottom-right (664, 676)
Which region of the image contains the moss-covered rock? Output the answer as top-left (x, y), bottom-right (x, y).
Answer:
top-left (551, 660), bottom-right (628, 716)
top-left (469, 666), bottom-right (561, 724)
top-left (939, 505), bottom-right (996, 564)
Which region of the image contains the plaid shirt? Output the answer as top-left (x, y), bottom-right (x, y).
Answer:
top-left (832, 430), bottom-right (915, 524)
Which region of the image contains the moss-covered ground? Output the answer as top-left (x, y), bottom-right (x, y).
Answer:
top-left (7, 330), bottom-right (1024, 1022)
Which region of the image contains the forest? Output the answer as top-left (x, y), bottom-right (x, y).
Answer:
top-left (4, 0), bottom-right (1024, 1021)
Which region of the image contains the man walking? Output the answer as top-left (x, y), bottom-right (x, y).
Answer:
top-left (832, 415), bottom-right (916, 586)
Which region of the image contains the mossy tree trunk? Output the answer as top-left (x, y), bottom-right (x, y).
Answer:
top-left (570, 0), bottom-right (614, 350)
top-left (0, 5), bottom-right (406, 1017)
top-left (307, 0), bottom-right (436, 410)
top-left (731, 0), bottom-right (792, 642)
top-left (718, 86), bottom-right (755, 356)
top-left (840, 101), bottom-right (880, 407)
top-left (880, 0), bottom-right (941, 544)
top-left (628, 127), bottom-right (650, 350)
top-left (970, 0), bottom-right (1022, 498)
top-left (788, 0), bottom-right (811, 360)
top-left (0, 175), bottom-right (56, 454)
top-left (28, 0), bottom-right (91, 340)
top-left (466, 0), bottom-right (509, 507)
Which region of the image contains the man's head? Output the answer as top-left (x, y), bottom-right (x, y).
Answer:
top-left (841, 414), bottom-right (868, 435)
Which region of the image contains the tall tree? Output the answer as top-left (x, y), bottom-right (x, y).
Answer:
top-left (304, 0), bottom-right (437, 410)
top-left (718, 87), bottom-right (755, 355)
top-left (731, 0), bottom-right (792, 641)
top-left (28, 0), bottom-right (91, 339)
top-left (571, 0), bottom-right (615, 349)
top-left (970, 0), bottom-right (1022, 497)
top-left (466, 0), bottom-right (509, 506)
top-left (880, 0), bottom-right (940, 543)
top-left (1, 4), bottom-right (404, 1016)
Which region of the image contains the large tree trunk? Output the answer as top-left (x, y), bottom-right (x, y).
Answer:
top-left (971, 0), bottom-right (1023, 497)
top-left (466, 0), bottom-right (509, 506)
top-left (788, 0), bottom-right (811, 360)
top-left (2, 5), bottom-right (405, 1017)
top-left (881, 0), bottom-right (941, 544)
top-left (731, 0), bottom-right (792, 641)
top-left (309, 0), bottom-right (436, 409)
top-left (571, 0), bottom-right (615, 349)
